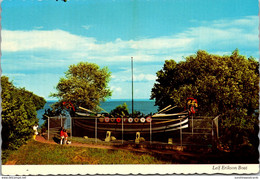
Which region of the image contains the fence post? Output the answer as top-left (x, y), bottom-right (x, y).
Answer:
top-left (212, 119), bottom-right (214, 146)
top-left (60, 114), bottom-right (62, 127)
top-left (70, 115), bottom-right (72, 139)
top-left (95, 117), bottom-right (97, 143)
top-left (48, 117), bottom-right (50, 141)
top-left (122, 117), bottom-right (124, 144)
top-left (192, 114), bottom-right (194, 136)
top-left (216, 115), bottom-right (219, 139)
top-left (150, 119), bottom-right (152, 144)
top-left (180, 118), bottom-right (182, 146)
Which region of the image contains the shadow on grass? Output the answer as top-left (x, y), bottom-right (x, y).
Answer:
top-left (111, 142), bottom-right (259, 164)
top-left (53, 137), bottom-right (60, 144)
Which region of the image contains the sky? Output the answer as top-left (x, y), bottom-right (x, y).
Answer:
top-left (1, 0), bottom-right (259, 100)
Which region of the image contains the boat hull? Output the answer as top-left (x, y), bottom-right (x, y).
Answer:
top-left (71, 115), bottom-right (189, 141)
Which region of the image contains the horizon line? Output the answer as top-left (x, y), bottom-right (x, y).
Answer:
top-left (46, 98), bottom-right (155, 102)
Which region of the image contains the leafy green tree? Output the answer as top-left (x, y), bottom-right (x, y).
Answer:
top-left (1, 76), bottom-right (46, 150)
top-left (109, 103), bottom-right (145, 117)
top-left (151, 50), bottom-right (259, 149)
top-left (50, 62), bottom-right (112, 112)
top-left (131, 110), bottom-right (145, 118)
top-left (110, 103), bottom-right (129, 117)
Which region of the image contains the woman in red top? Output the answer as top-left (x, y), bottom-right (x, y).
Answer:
top-left (60, 127), bottom-right (64, 145)
top-left (63, 129), bottom-right (68, 144)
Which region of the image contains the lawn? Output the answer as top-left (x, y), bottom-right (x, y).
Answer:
top-left (3, 140), bottom-right (170, 165)
top-left (3, 137), bottom-right (259, 165)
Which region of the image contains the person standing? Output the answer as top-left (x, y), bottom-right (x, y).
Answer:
top-left (60, 127), bottom-right (64, 145)
top-left (33, 124), bottom-right (38, 140)
top-left (63, 129), bottom-right (68, 144)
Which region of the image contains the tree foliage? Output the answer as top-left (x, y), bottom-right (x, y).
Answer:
top-left (50, 62), bottom-right (112, 112)
top-left (1, 76), bottom-right (46, 150)
top-left (151, 50), bottom-right (259, 147)
top-left (109, 103), bottom-right (148, 118)
top-left (110, 103), bottom-right (129, 117)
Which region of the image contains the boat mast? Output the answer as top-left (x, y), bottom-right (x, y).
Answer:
top-left (131, 57), bottom-right (134, 116)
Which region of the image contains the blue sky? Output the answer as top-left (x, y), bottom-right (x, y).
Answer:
top-left (1, 0), bottom-right (258, 100)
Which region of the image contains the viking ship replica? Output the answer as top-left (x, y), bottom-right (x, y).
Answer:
top-left (69, 58), bottom-right (198, 142)
top-left (72, 104), bottom-right (189, 141)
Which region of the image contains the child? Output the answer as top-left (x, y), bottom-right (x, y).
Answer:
top-left (60, 127), bottom-right (64, 145)
top-left (63, 129), bottom-right (68, 144)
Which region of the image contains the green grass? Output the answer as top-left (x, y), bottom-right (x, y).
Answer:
top-left (71, 137), bottom-right (105, 145)
top-left (70, 137), bottom-right (125, 146)
top-left (3, 140), bottom-right (170, 164)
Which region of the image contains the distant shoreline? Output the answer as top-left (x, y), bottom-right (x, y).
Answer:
top-left (105, 99), bottom-right (155, 102)
top-left (46, 99), bottom-right (155, 102)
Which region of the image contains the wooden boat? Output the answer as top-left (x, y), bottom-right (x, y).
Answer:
top-left (71, 105), bottom-right (189, 140)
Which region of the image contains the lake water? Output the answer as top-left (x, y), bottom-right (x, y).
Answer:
top-left (37, 100), bottom-right (158, 126)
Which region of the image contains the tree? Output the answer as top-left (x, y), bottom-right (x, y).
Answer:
top-left (1, 76), bottom-right (46, 150)
top-left (50, 62), bottom-right (112, 112)
top-left (110, 103), bottom-right (129, 117)
top-left (151, 50), bottom-right (259, 149)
